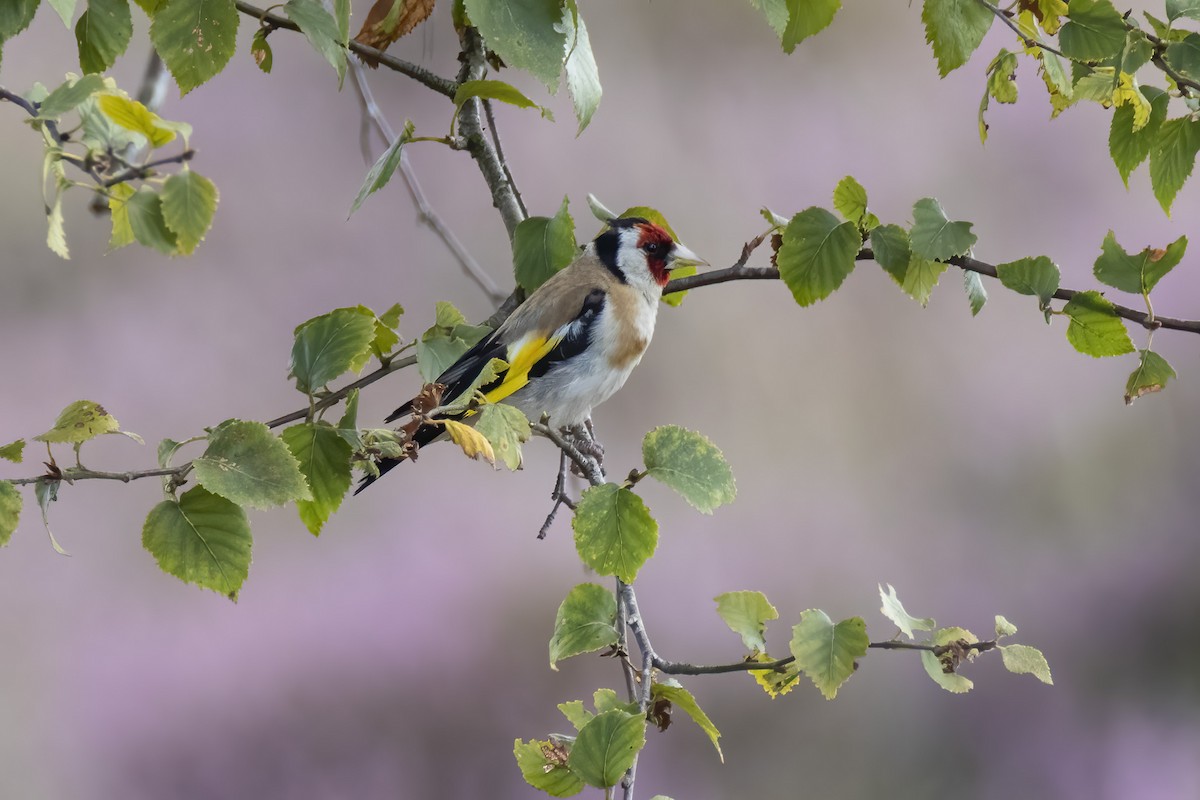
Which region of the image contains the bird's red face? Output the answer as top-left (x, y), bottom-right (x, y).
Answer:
top-left (634, 222), bottom-right (678, 287)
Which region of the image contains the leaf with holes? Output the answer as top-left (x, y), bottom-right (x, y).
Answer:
top-left (513, 738), bottom-right (585, 797)
top-left (150, 0), bottom-right (239, 95)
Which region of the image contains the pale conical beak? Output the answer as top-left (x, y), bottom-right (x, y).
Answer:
top-left (669, 242), bottom-right (708, 269)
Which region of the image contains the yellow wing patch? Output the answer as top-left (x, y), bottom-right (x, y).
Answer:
top-left (482, 332), bottom-right (561, 405)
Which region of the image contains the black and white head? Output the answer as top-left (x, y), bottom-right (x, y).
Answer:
top-left (589, 217), bottom-right (705, 295)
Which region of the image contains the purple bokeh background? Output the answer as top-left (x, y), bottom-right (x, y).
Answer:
top-left (3, 2), bottom-right (1199, 798)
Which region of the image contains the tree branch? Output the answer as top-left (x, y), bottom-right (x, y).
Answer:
top-left (662, 240), bottom-right (1200, 336)
top-left (232, 1), bottom-right (457, 98)
top-left (972, 0), bottom-right (1066, 58)
top-left (455, 27), bottom-right (527, 239)
top-left (653, 639), bottom-right (997, 676)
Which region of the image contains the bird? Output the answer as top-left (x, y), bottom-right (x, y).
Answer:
top-left (355, 216), bottom-right (705, 492)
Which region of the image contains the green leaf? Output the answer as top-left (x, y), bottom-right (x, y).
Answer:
top-left (1109, 85), bottom-right (1169, 186)
top-left (832, 175), bottom-right (868, 225)
top-left (76, 0), bottom-right (132, 73)
top-left (909, 197), bottom-right (976, 261)
top-left (781, 0), bottom-right (840, 54)
top-left (34, 478), bottom-right (69, 556)
top-left (290, 307), bottom-right (378, 393)
top-left (987, 49), bottom-right (1018, 103)
top-left (963, 270), bottom-right (988, 316)
top-left (901, 257), bottom-right (949, 307)
top-left (878, 583), bottom-right (935, 639)
top-left (1094, 231), bottom-right (1186, 295)
top-left (1058, 0), bottom-right (1126, 61)
top-left (0, 481), bottom-right (21, 547)
top-left (920, 626), bottom-right (979, 693)
top-left (132, 0), bottom-right (165, 13)
top-left (34, 399), bottom-right (121, 444)
top-left (334, 0), bottom-right (349, 43)
top-left (1165, 33), bottom-right (1200, 85)
top-left (869, 223), bottom-right (911, 285)
top-left (789, 609), bottom-right (869, 700)
top-left (1125, 349), bottom-right (1177, 404)
top-left (572, 484), bottom-right (658, 583)
top-left (106, 182), bottom-right (136, 250)
top-left (996, 256), bottom-right (1060, 305)
top-left (285, 0), bottom-right (346, 87)
top-left (160, 170), bottom-right (217, 255)
top-left (568, 710), bottom-right (646, 789)
top-left (563, 5), bottom-right (600, 134)
top-left (513, 739), bottom-right (584, 797)
top-left (750, 0), bottom-right (788, 37)
top-left (1167, 0), bottom-right (1200, 21)
top-left (995, 615), bottom-right (1018, 638)
top-left (98, 93), bottom-right (176, 147)
top-left (549, 582), bottom-right (618, 670)
top-left (37, 74), bottom-right (106, 119)
top-left (558, 700), bottom-right (593, 731)
top-left (514, 196), bottom-right (576, 292)
top-left (46, 187), bottom-right (69, 260)
top-left (921, 0), bottom-right (993, 76)
top-left (0, 0), bottom-right (40, 39)
top-left (474, 402), bottom-right (530, 471)
top-left (121, 187), bottom-right (178, 254)
top-left (714, 590), bottom-right (778, 653)
top-left (1061, 290), bottom-right (1135, 357)
top-left (193, 419), bottom-right (312, 510)
top-left (349, 119), bottom-right (414, 215)
top-left (1150, 115), bottom-right (1200, 214)
top-left (776, 207), bottom-right (860, 306)
top-left (0, 440), bottom-right (25, 463)
top-left (48, 0), bottom-right (79, 26)
top-left (142, 485), bottom-right (251, 600)
top-left (282, 422), bottom-right (352, 536)
top-left (463, 0), bottom-right (567, 90)
top-left (453, 79), bottom-right (551, 121)
top-left (593, 688), bottom-right (637, 714)
top-left (1000, 644), bottom-right (1053, 684)
top-left (641, 425), bottom-right (736, 514)
top-left (651, 682), bottom-right (723, 761)
top-left (150, 0), bottom-right (239, 95)
top-left (250, 28), bottom-right (272, 72)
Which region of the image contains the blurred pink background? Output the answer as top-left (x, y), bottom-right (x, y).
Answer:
top-left (2, 2), bottom-right (1199, 798)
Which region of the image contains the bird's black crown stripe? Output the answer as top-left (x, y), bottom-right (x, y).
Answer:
top-left (593, 217), bottom-right (650, 283)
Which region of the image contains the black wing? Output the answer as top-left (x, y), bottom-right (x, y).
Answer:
top-left (384, 328), bottom-right (507, 423)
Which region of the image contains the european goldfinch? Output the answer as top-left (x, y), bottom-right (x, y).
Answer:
top-left (356, 217), bottom-right (704, 491)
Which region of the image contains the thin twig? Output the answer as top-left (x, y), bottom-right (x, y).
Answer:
top-left (483, 99), bottom-right (528, 218)
top-left (348, 61), bottom-right (505, 302)
top-left (232, 1), bottom-right (457, 97)
top-left (973, 0), bottom-right (1066, 58)
top-left (7, 466), bottom-right (183, 487)
top-left (102, 150), bottom-right (195, 186)
top-left (537, 449), bottom-right (575, 539)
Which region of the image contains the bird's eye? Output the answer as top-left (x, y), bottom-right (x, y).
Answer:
top-left (643, 242), bottom-right (660, 254)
